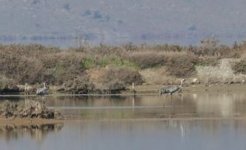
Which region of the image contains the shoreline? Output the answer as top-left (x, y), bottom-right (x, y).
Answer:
top-left (68, 117), bottom-right (246, 122)
top-left (1, 116), bottom-right (246, 125)
top-left (1, 84), bottom-right (246, 97)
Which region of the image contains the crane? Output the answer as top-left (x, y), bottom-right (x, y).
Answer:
top-left (36, 82), bottom-right (48, 95)
top-left (159, 79), bottom-right (185, 95)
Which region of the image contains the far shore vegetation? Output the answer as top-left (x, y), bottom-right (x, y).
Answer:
top-left (1, 38), bottom-right (246, 94)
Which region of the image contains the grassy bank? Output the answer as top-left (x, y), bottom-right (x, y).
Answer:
top-left (1, 39), bottom-right (246, 94)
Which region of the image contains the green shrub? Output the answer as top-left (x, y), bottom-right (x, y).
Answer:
top-left (81, 57), bottom-right (96, 69)
top-left (91, 56), bottom-right (138, 69)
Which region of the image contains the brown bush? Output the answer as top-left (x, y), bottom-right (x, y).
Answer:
top-left (188, 42), bottom-right (241, 58)
top-left (152, 44), bottom-right (184, 52)
top-left (78, 44), bottom-right (128, 58)
top-left (0, 45), bottom-right (86, 85)
top-left (101, 68), bottom-right (144, 86)
top-left (0, 52), bottom-right (43, 84)
top-left (232, 59), bottom-right (246, 74)
top-left (197, 57), bottom-right (219, 66)
top-left (0, 44), bottom-right (61, 84)
top-left (62, 75), bottom-right (95, 94)
top-left (0, 44), bottom-right (59, 57)
top-left (0, 76), bottom-right (16, 90)
top-left (165, 53), bottom-right (198, 77)
top-left (40, 52), bottom-right (86, 85)
top-left (196, 46), bottom-right (238, 58)
top-left (128, 52), bottom-right (167, 69)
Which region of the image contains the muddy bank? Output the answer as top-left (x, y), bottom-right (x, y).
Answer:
top-left (0, 100), bottom-right (63, 120)
top-left (124, 83), bottom-right (246, 95)
top-left (1, 83), bottom-right (246, 96)
top-left (0, 100), bottom-right (64, 126)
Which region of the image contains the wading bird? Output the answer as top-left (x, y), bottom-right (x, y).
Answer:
top-left (24, 83), bottom-right (34, 95)
top-left (159, 79), bottom-right (185, 95)
top-left (36, 82), bottom-right (48, 95)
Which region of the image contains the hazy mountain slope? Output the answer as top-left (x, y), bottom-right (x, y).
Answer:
top-left (0, 0), bottom-right (246, 47)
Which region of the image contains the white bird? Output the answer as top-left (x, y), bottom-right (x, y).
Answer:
top-left (36, 82), bottom-right (48, 95)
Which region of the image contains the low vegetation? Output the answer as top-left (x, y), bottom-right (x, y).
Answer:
top-left (232, 59), bottom-right (246, 74)
top-left (100, 67), bottom-right (143, 86)
top-left (1, 38), bottom-right (246, 94)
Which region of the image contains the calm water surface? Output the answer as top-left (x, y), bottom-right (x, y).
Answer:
top-left (1, 91), bottom-right (246, 150)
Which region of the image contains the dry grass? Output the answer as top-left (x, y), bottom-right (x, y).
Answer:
top-left (140, 67), bottom-right (174, 85)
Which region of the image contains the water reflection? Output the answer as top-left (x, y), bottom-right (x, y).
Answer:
top-left (0, 124), bottom-right (63, 142)
top-left (0, 120), bottom-right (245, 150)
top-left (59, 119), bottom-right (246, 150)
top-left (1, 91), bottom-right (246, 119)
top-left (1, 92), bottom-right (246, 149)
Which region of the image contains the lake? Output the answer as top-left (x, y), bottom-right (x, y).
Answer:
top-left (0, 91), bottom-right (246, 150)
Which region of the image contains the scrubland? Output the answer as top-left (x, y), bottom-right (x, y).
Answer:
top-left (1, 39), bottom-right (246, 94)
